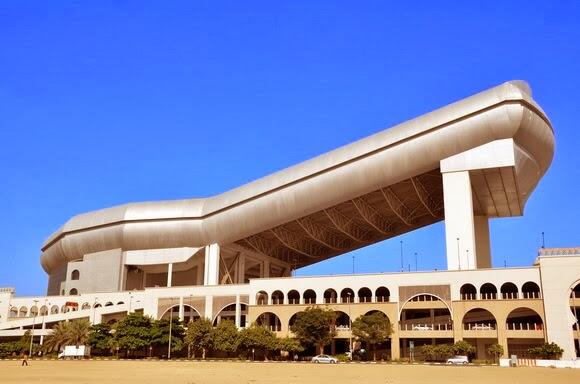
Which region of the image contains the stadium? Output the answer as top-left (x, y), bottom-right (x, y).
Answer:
top-left (1, 81), bottom-right (579, 360)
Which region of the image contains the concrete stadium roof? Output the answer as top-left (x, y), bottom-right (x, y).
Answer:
top-left (40, 81), bottom-right (554, 273)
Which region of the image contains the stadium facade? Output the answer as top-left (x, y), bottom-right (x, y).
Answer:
top-left (1, 81), bottom-right (579, 360)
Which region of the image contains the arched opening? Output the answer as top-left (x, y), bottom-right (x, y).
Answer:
top-left (324, 288), bottom-right (338, 304)
top-left (39, 306), bottom-right (48, 316)
top-left (462, 308), bottom-right (497, 330)
top-left (358, 287), bottom-right (372, 303)
top-left (19, 306), bottom-right (28, 317)
top-left (365, 309), bottom-right (389, 317)
top-left (94, 303), bottom-right (102, 308)
top-left (480, 283), bottom-right (497, 300)
top-left (50, 305), bottom-right (59, 314)
top-left (161, 304), bottom-right (201, 324)
top-left (375, 286), bottom-right (390, 302)
top-left (506, 307), bottom-right (543, 331)
top-left (105, 302), bottom-right (113, 307)
top-left (460, 284), bottom-right (477, 300)
top-left (9, 307), bottom-right (18, 317)
top-left (71, 270), bottom-right (80, 280)
top-left (522, 282), bottom-right (541, 299)
top-left (271, 290), bottom-right (284, 305)
top-left (570, 282), bottom-right (580, 357)
top-left (30, 306), bottom-right (38, 317)
top-left (256, 291), bottom-right (268, 305)
top-left (69, 288), bottom-right (78, 295)
top-left (81, 303), bottom-right (91, 310)
top-left (340, 288), bottom-right (354, 303)
top-left (213, 303), bottom-right (248, 326)
top-left (288, 290), bottom-right (300, 305)
top-left (334, 311), bottom-right (351, 330)
top-left (500, 282), bottom-right (518, 299)
top-left (303, 289), bottom-right (316, 304)
top-left (117, 301), bottom-right (125, 305)
top-left (400, 294), bottom-right (452, 331)
top-left (256, 312), bottom-right (282, 332)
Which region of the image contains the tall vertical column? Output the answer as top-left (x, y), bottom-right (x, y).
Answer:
top-left (178, 296), bottom-right (184, 321)
top-left (262, 260), bottom-right (270, 278)
top-left (204, 244), bottom-right (220, 286)
top-left (474, 216), bottom-right (491, 268)
top-left (237, 254), bottom-right (245, 284)
top-left (235, 294), bottom-right (241, 328)
top-left (442, 171), bottom-right (476, 270)
top-left (167, 263), bottom-right (173, 287)
top-left (204, 295), bottom-right (213, 320)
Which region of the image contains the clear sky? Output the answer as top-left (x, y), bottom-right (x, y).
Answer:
top-left (1, 1), bottom-right (579, 296)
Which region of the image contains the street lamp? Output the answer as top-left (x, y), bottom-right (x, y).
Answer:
top-left (347, 292), bottom-right (352, 360)
top-left (92, 297), bottom-right (98, 324)
top-left (168, 299), bottom-right (173, 359)
top-left (29, 299), bottom-right (38, 357)
top-left (40, 298), bottom-right (48, 346)
top-left (456, 238), bottom-right (461, 269)
top-left (414, 252), bottom-right (418, 271)
top-left (400, 241), bottom-right (404, 272)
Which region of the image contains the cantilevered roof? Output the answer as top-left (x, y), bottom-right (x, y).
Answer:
top-left (40, 81), bottom-right (554, 273)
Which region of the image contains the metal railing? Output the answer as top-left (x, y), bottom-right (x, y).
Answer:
top-left (464, 322), bottom-right (496, 331)
top-left (505, 322), bottom-right (543, 331)
top-left (399, 323), bottom-right (453, 331)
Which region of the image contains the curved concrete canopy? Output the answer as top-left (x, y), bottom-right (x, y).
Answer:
top-left (40, 81), bottom-right (554, 273)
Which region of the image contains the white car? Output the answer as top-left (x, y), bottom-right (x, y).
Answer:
top-left (412, 324), bottom-right (433, 330)
top-left (311, 354), bottom-right (338, 364)
top-left (446, 355), bottom-right (469, 365)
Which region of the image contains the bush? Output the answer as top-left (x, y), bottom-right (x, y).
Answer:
top-left (527, 342), bottom-right (564, 360)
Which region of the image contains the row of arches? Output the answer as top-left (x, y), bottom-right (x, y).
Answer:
top-left (159, 303), bottom-right (249, 326)
top-left (253, 305), bottom-right (544, 333)
top-left (460, 281), bottom-right (541, 300)
top-left (9, 301), bottom-right (125, 317)
top-left (257, 287), bottom-right (391, 305)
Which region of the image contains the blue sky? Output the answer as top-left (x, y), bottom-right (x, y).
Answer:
top-left (1, 1), bottom-right (579, 295)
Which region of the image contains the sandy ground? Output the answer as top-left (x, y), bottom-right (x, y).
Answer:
top-left (1, 360), bottom-right (579, 384)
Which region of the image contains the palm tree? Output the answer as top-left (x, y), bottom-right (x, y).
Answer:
top-left (42, 322), bottom-right (70, 353)
top-left (42, 319), bottom-right (92, 353)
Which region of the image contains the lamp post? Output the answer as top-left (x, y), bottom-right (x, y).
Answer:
top-left (29, 299), bottom-right (38, 357)
top-left (400, 241), bottom-right (404, 272)
top-left (414, 252), bottom-right (418, 271)
top-left (92, 297), bottom-right (98, 324)
top-left (456, 238), bottom-right (461, 269)
top-left (347, 292), bottom-right (352, 360)
top-left (168, 299), bottom-right (173, 359)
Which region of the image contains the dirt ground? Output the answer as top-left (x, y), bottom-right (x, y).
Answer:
top-left (1, 360), bottom-right (579, 384)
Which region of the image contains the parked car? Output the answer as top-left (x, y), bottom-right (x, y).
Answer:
top-left (412, 324), bottom-right (433, 330)
top-left (471, 324), bottom-right (493, 330)
top-left (311, 354), bottom-right (338, 364)
top-left (446, 355), bottom-right (469, 365)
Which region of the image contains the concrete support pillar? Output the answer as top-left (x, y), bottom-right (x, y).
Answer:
top-left (167, 263), bottom-right (173, 287)
top-left (204, 244), bottom-right (220, 286)
top-left (391, 335), bottom-right (400, 360)
top-left (235, 294), bottom-right (241, 328)
top-left (204, 295), bottom-right (213, 320)
top-left (442, 171), bottom-right (476, 270)
top-left (262, 260), bottom-right (270, 278)
top-left (474, 216), bottom-right (492, 268)
top-left (178, 296), bottom-right (184, 322)
top-left (237, 254), bottom-right (246, 284)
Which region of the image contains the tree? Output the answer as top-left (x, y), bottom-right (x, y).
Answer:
top-left (151, 317), bottom-right (185, 356)
top-left (435, 344), bottom-right (454, 360)
top-left (185, 318), bottom-right (213, 359)
top-left (88, 323), bottom-right (114, 354)
top-left (290, 307), bottom-right (336, 354)
top-left (420, 344), bottom-right (437, 361)
top-left (239, 324), bottom-right (277, 360)
top-left (453, 340), bottom-right (475, 357)
top-left (212, 320), bottom-right (240, 357)
top-left (114, 312), bottom-right (153, 356)
top-left (487, 343), bottom-right (504, 363)
top-left (276, 337), bottom-right (304, 359)
top-left (43, 322), bottom-right (71, 353)
top-left (527, 342), bottom-right (564, 359)
top-left (66, 319), bottom-right (91, 346)
top-left (351, 312), bottom-right (393, 361)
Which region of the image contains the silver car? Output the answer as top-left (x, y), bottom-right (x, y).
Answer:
top-left (311, 354), bottom-right (339, 364)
